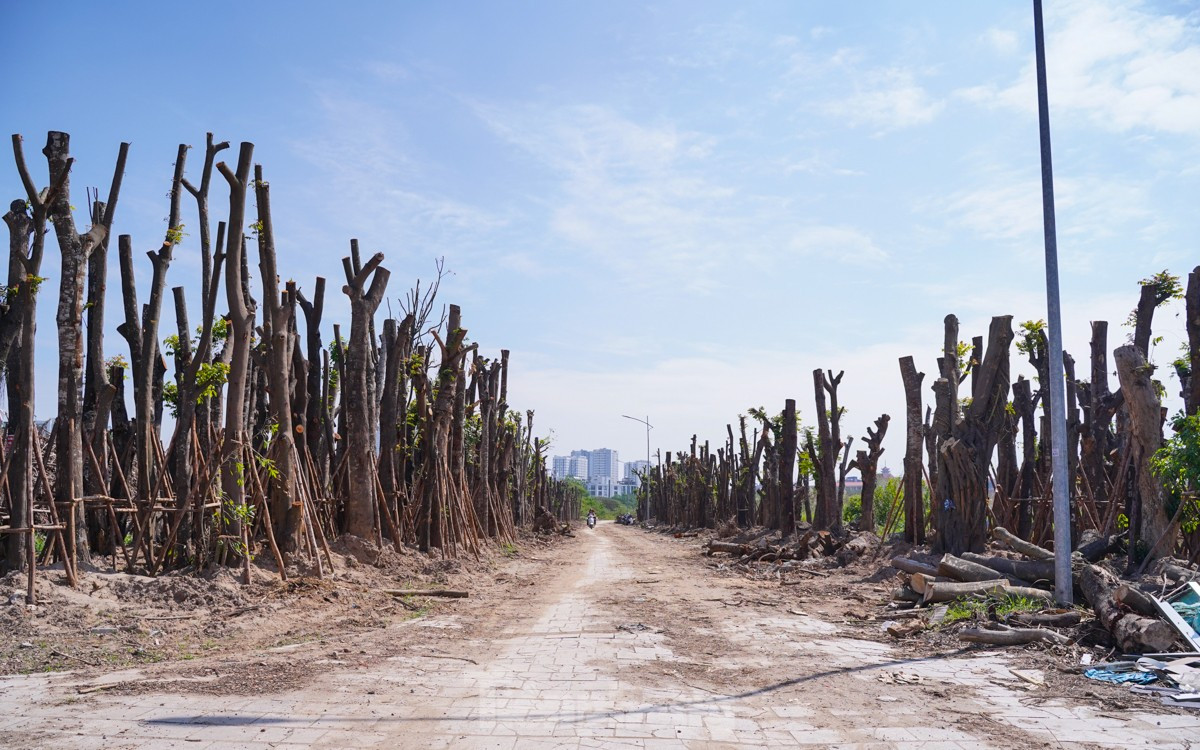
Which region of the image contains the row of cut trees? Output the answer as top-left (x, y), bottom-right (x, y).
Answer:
top-left (0, 132), bottom-right (578, 599)
top-left (640, 269), bottom-right (1200, 566)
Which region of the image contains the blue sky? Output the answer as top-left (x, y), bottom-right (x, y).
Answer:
top-left (5, 0), bottom-right (1199, 466)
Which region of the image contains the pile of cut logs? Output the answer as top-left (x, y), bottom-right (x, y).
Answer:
top-left (704, 525), bottom-right (877, 567)
top-left (891, 527), bottom-right (1186, 653)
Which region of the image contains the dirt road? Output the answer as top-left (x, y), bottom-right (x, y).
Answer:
top-left (2, 524), bottom-right (1196, 749)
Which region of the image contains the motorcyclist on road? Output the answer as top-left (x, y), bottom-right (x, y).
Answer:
top-left (587, 510), bottom-right (597, 528)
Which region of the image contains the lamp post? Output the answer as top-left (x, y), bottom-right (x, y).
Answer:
top-left (622, 414), bottom-right (652, 521)
top-left (1033, 0), bottom-right (1072, 606)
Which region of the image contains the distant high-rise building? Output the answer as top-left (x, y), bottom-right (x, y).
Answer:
top-left (551, 455), bottom-right (570, 480)
top-left (551, 454), bottom-right (590, 481)
top-left (587, 448), bottom-right (619, 482)
top-left (568, 455), bottom-right (589, 480)
top-left (549, 448), bottom-right (628, 488)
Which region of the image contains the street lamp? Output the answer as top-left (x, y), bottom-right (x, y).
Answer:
top-left (1033, 0), bottom-right (1072, 607)
top-left (622, 414), bottom-right (652, 521)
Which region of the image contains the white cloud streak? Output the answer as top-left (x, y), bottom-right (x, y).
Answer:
top-left (823, 67), bottom-right (945, 132)
top-left (961, 0), bottom-right (1200, 135)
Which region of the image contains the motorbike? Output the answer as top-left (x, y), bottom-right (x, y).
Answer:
top-left (587, 514), bottom-right (597, 529)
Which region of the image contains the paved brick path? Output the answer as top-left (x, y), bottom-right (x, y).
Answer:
top-left (2, 526), bottom-right (1198, 748)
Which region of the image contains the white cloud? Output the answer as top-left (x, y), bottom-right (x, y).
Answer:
top-left (824, 67), bottom-right (944, 132)
top-left (789, 225), bottom-right (887, 265)
top-left (474, 102), bottom-right (883, 293)
top-left (933, 172), bottom-right (1151, 265)
top-left (984, 28), bottom-right (1020, 56)
top-left (287, 89), bottom-right (509, 258)
top-left (363, 61), bottom-right (412, 83)
top-left (962, 0), bottom-right (1200, 135)
top-left (782, 151), bottom-right (865, 177)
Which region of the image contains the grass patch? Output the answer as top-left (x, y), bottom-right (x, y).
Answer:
top-left (995, 594), bottom-right (1045, 618)
top-left (942, 593), bottom-right (1046, 626)
top-left (943, 598), bottom-right (987, 625)
top-left (581, 494), bottom-right (637, 520)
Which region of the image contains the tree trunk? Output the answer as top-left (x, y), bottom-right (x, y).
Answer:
top-left (779, 399), bottom-right (797, 534)
top-left (2, 164), bottom-right (44, 573)
top-left (937, 316), bottom-right (1013, 555)
top-left (1079, 563), bottom-right (1179, 653)
top-left (1186, 268), bottom-right (1200, 416)
top-left (1113, 344), bottom-right (1173, 562)
top-left (854, 414), bottom-right (888, 533)
top-left (254, 166), bottom-right (301, 556)
top-left (898, 356), bottom-right (925, 544)
top-left (46, 131), bottom-right (109, 567)
top-left (342, 247), bottom-right (389, 539)
top-left (1012, 376), bottom-right (1037, 539)
top-left (217, 143), bottom-right (256, 574)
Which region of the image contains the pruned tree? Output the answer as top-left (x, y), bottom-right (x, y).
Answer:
top-left (1114, 344), bottom-right (1174, 563)
top-left (850, 414), bottom-right (889, 533)
top-left (898, 355), bottom-right (925, 544)
top-left (936, 315), bottom-right (1013, 555)
top-left (1184, 267), bottom-right (1200, 416)
top-left (812, 369), bottom-right (844, 532)
top-left (254, 165), bottom-right (301, 555)
top-left (46, 132), bottom-right (126, 566)
top-left (216, 142), bottom-right (256, 578)
top-left (779, 398), bottom-right (797, 535)
top-left (341, 247), bottom-right (389, 540)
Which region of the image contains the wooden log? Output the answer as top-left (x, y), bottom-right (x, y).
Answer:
top-left (892, 586), bottom-right (921, 603)
top-left (706, 540), bottom-right (752, 556)
top-left (1114, 584), bottom-right (1159, 618)
top-left (1078, 564), bottom-right (1178, 653)
top-left (960, 552), bottom-right (1055, 584)
top-left (960, 625), bottom-right (1070, 646)
top-left (1074, 529), bottom-right (1122, 563)
top-left (909, 573), bottom-right (954, 595)
top-left (1162, 563), bottom-right (1200, 582)
top-left (384, 589), bottom-right (469, 599)
top-left (922, 579), bottom-right (1006, 603)
top-left (990, 526), bottom-right (1054, 560)
top-left (890, 556), bottom-right (939, 577)
top-left (1009, 610), bottom-right (1083, 628)
top-left (923, 579), bottom-right (1054, 604)
top-left (938, 554), bottom-right (1025, 585)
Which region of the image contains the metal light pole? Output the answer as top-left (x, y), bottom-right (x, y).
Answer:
top-left (1033, 0), bottom-right (1073, 606)
top-left (622, 414), bottom-right (653, 520)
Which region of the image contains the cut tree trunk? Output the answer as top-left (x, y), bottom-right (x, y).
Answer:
top-left (960, 625), bottom-right (1069, 646)
top-left (890, 556), bottom-right (939, 577)
top-left (959, 552), bottom-right (1055, 584)
top-left (217, 142), bottom-right (256, 578)
top-left (1114, 344), bottom-right (1174, 562)
top-left (1078, 563), bottom-right (1179, 653)
top-left (937, 554), bottom-right (1027, 586)
top-left (341, 247), bottom-right (390, 540)
top-left (990, 526), bottom-right (1054, 560)
top-left (898, 356), bottom-right (925, 544)
top-left (922, 579), bottom-right (1053, 604)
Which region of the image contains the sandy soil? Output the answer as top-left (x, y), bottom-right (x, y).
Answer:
top-left (0, 530), bottom-right (573, 683)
